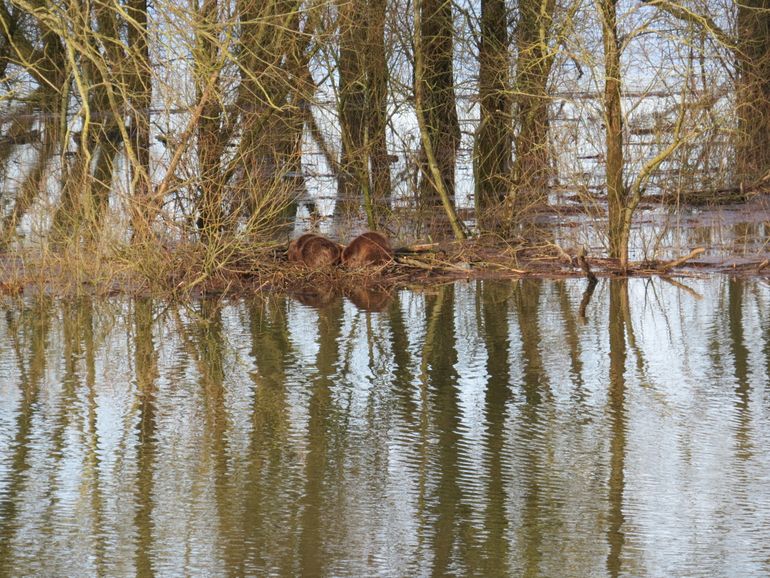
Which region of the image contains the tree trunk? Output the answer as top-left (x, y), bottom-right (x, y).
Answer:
top-left (89, 0), bottom-right (127, 222)
top-left (414, 0), bottom-right (466, 239)
top-left (195, 0), bottom-right (226, 239)
top-left (598, 0), bottom-right (627, 265)
top-left (511, 0), bottom-right (556, 211)
top-left (126, 0), bottom-right (152, 223)
top-left (366, 0), bottom-right (391, 214)
top-left (336, 0), bottom-right (390, 224)
top-left (735, 0), bottom-right (770, 183)
top-left (236, 0), bottom-right (307, 227)
top-left (418, 0), bottom-right (460, 208)
top-left (475, 0), bottom-right (512, 223)
top-left (53, 0), bottom-right (125, 235)
top-left (337, 0), bottom-right (370, 217)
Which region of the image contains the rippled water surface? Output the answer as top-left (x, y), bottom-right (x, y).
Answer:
top-left (1, 278), bottom-right (769, 577)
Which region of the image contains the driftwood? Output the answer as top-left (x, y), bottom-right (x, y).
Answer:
top-left (659, 247), bottom-right (705, 272)
top-left (397, 255), bottom-right (474, 274)
top-left (395, 242), bottom-right (439, 253)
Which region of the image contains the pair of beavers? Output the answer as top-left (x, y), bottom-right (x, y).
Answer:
top-left (288, 231), bottom-right (392, 269)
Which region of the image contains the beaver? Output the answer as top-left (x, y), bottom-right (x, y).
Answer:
top-left (287, 233), bottom-right (316, 262)
top-left (287, 233), bottom-right (341, 268)
top-left (341, 231), bottom-right (393, 268)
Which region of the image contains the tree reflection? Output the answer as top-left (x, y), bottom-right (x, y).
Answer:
top-left (480, 281), bottom-right (513, 575)
top-left (727, 280), bottom-right (753, 465)
top-left (557, 280), bottom-right (588, 400)
top-left (133, 298), bottom-right (159, 577)
top-left (417, 284), bottom-right (469, 575)
top-left (606, 280), bottom-right (628, 578)
top-left (513, 279), bottom-right (548, 577)
top-left (299, 296), bottom-right (345, 577)
top-left (0, 299), bottom-right (51, 568)
top-left (245, 297), bottom-right (295, 574)
top-left (0, 279), bottom-right (769, 575)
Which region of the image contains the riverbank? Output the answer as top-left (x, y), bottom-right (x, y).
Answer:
top-left (1, 231), bottom-right (768, 303)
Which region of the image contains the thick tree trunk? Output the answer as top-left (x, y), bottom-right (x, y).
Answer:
top-left (414, 0), bottom-right (466, 238)
top-left (511, 0), bottom-right (556, 211)
top-left (236, 0), bottom-right (307, 226)
top-left (337, 0), bottom-right (369, 217)
top-left (475, 0), bottom-right (512, 223)
top-left (337, 0), bottom-right (390, 224)
top-left (735, 1), bottom-right (770, 183)
top-left (126, 0), bottom-right (152, 217)
top-left (598, 0), bottom-right (627, 265)
top-left (195, 0), bottom-right (226, 239)
top-left (366, 0), bottom-right (391, 213)
top-left (418, 0), bottom-right (460, 207)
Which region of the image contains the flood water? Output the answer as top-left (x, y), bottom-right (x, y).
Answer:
top-left (1, 278), bottom-right (769, 577)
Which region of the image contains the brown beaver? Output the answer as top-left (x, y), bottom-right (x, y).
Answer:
top-left (287, 233), bottom-right (315, 262)
top-left (287, 233), bottom-right (341, 268)
top-left (341, 231), bottom-right (393, 268)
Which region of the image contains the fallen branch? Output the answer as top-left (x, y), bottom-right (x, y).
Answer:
top-left (395, 243), bottom-right (439, 254)
top-left (396, 256), bottom-right (432, 270)
top-left (659, 247), bottom-right (705, 272)
top-left (480, 262), bottom-right (528, 274)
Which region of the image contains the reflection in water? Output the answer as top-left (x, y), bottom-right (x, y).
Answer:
top-left (1, 279), bottom-right (770, 576)
top-left (134, 298), bottom-right (157, 577)
top-left (290, 284), bottom-right (394, 312)
top-left (345, 285), bottom-right (392, 312)
top-left (607, 281), bottom-right (628, 578)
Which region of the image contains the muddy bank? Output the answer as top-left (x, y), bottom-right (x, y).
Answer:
top-left (1, 224), bottom-right (768, 301)
top-left (242, 235), bottom-right (770, 304)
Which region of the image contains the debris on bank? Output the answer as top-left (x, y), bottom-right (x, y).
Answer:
top-left (1, 233), bottom-right (768, 301)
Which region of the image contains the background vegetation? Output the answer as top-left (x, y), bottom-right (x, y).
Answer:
top-left (1, 0), bottom-right (768, 277)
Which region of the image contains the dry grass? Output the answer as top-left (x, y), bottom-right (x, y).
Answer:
top-left (2, 228), bottom-right (768, 303)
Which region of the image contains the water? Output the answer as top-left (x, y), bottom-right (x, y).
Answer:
top-left (0, 278), bottom-right (769, 577)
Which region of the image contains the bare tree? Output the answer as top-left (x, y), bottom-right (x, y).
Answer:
top-left (475, 0), bottom-right (512, 225)
top-left (511, 0), bottom-right (558, 210)
top-left (645, 0), bottom-right (770, 184)
top-left (417, 0), bottom-right (460, 208)
top-left (597, 0), bottom-right (625, 261)
top-left (414, 0), bottom-right (465, 238)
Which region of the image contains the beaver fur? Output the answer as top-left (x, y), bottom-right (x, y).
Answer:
top-left (341, 231), bottom-right (393, 268)
top-left (287, 233), bottom-right (341, 268)
top-left (287, 233), bottom-right (316, 262)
